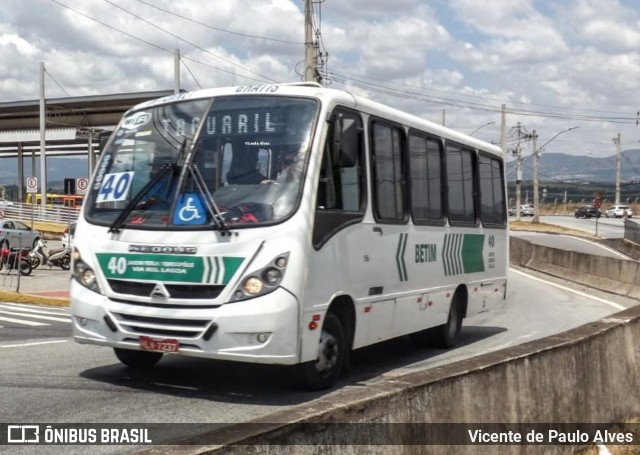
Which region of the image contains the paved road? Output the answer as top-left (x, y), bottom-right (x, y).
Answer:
top-left (0, 302), bottom-right (70, 343)
top-left (0, 268), bottom-right (634, 454)
top-left (520, 215), bottom-right (628, 239)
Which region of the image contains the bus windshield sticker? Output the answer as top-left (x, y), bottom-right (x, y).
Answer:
top-left (96, 171), bottom-right (134, 203)
top-left (173, 193), bottom-right (207, 225)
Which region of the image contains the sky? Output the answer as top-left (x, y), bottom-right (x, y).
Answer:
top-left (1, 0), bottom-right (639, 161)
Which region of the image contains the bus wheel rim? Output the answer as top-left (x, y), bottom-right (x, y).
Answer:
top-left (316, 330), bottom-right (338, 373)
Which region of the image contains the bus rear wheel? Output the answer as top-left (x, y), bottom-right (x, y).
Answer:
top-left (410, 292), bottom-right (463, 349)
top-left (294, 312), bottom-right (345, 391)
top-left (114, 348), bottom-right (163, 368)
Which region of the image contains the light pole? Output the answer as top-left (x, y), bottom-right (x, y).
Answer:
top-left (613, 133), bottom-right (621, 204)
top-left (469, 121), bottom-right (495, 136)
top-left (531, 126), bottom-right (580, 223)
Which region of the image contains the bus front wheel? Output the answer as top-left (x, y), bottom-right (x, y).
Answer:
top-left (294, 312), bottom-right (346, 391)
top-left (114, 348), bottom-right (163, 368)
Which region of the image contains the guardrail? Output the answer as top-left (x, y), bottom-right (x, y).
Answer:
top-left (0, 202), bottom-right (80, 225)
top-left (624, 218), bottom-right (640, 244)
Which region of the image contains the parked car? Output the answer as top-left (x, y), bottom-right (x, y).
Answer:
top-left (574, 205), bottom-right (601, 219)
top-left (0, 219), bottom-right (41, 250)
top-left (61, 222), bottom-right (77, 248)
top-left (508, 204), bottom-right (535, 216)
top-left (604, 205), bottom-right (633, 218)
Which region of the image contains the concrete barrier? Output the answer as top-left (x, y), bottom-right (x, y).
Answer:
top-left (140, 239), bottom-right (640, 455)
top-left (510, 236), bottom-right (640, 299)
top-left (140, 305), bottom-right (640, 455)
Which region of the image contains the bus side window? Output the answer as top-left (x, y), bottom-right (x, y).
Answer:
top-left (313, 109), bottom-right (365, 248)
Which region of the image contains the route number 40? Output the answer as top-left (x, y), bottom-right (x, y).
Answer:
top-left (96, 172), bottom-right (134, 203)
top-left (107, 256), bottom-right (127, 275)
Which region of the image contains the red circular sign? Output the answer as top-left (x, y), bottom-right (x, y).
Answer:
top-left (593, 199), bottom-right (602, 208)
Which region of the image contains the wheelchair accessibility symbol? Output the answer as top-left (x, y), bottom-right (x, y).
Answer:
top-left (173, 193), bottom-right (206, 225)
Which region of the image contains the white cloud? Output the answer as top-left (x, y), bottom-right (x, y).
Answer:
top-left (0, 0), bottom-right (638, 158)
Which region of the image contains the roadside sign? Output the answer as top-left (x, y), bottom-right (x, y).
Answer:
top-left (26, 177), bottom-right (38, 194)
top-left (76, 177), bottom-right (89, 195)
top-left (593, 199), bottom-right (602, 208)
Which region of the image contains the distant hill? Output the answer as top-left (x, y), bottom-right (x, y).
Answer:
top-left (508, 149), bottom-right (640, 183)
top-left (1, 150), bottom-right (639, 190)
top-left (0, 156), bottom-right (89, 188)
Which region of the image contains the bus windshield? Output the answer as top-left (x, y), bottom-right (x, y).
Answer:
top-left (86, 95), bottom-right (318, 229)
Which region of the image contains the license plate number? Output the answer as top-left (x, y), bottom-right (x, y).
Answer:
top-left (139, 336), bottom-right (179, 353)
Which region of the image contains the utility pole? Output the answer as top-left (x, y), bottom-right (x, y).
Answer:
top-left (304, 0), bottom-right (317, 82)
top-left (514, 122), bottom-right (523, 222)
top-left (613, 133), bottom-right (621, 204)
top-left (500, 104), bottom-right (506, 159)
top-left (39, 61), bottom-right (47, 212)
top-left (531, 130), bottom-right (539, 223)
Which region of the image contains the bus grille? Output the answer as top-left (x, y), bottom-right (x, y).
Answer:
top-left (112, 312), bottom-right (211, 339)
top-left (107, 279), bottom-right (224, 299)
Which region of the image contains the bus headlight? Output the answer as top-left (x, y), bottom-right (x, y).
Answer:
top-left (232, 252), bottom-right (289, 302)
top-left (243, 277), bottom-right (264, 295)
top-left (72, 248), bottom-right (103, 294)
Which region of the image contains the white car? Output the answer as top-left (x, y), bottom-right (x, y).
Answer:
top-left (605, 205), bottom-right (632, 218)
top-left (61, 222), bottom-right (77, 248)
top-left (508, 204), bottom-right (535, 216)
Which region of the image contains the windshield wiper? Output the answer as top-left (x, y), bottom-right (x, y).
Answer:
top-left (187, 163), bottom-right (231, 235)
top-left (108, 162), bottom-right (178, 234)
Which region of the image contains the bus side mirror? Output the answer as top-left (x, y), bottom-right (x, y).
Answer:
top-left (332, 115), bottom-right (358, 168)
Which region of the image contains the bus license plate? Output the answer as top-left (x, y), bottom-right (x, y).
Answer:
top-left (139, 336), bottom-right (179, 353)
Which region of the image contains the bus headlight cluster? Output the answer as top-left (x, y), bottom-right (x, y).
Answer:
top-left (233, 253), bottom-right (289, 302)
top-left (72, 248), bottom-right (102, 294)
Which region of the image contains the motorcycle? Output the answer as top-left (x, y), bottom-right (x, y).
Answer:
top-left (29, 239), bottom-right (71, 271)
top-left (0, 246), bottom-right (33, 276)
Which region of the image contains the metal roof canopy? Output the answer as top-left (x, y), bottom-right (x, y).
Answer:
top-left (0, 90), bottom-right (175, 140)
top-left (0, 90), bottom-right (175, 201)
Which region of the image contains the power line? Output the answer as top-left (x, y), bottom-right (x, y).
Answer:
top-left (102, 0), bottom-right (276, 83)
top-left (330, 71), bottom-right (638, 125)
top-left (48, 0), bottom-right (272, 86)
top-left (44, 69), bottom-right (70, 97)
top-left (180, 59), bottom-right (202, 90)
top-left (134, 0), bottom-right (304, 45)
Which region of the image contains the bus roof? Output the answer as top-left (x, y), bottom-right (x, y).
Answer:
top-left (132, 83), bottom-right (503, 156)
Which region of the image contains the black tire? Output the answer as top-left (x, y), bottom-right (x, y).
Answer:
top-left (19, 258), bottom-right (32, 276)
top-left (30, 256), bottom-right (41, 269)
top-left (114, 348), bottom-right (162, 368)
top-left (59, 255), bottom-right (70, 271)
top-left (293, 312), bottom-right (346, 391)
top-left (410, 292), bottom-right (463, 349)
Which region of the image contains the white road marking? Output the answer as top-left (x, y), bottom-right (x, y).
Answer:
top-left (0, 340), bottom-right (68, 348)
top-left (0, 316), bottom-right (47, 326)
top-left (0, 303), bottom-right (69, 315)
top-left (510, 268), bottom-right (626, 311)
top-left (0, 309), bottom-right (71, 323)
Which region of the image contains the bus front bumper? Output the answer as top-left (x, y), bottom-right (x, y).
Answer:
top-left (70, 280), bottom-right (300, 365)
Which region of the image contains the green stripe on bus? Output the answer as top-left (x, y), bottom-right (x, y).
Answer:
top-left (442, 233), bottom-right (485, 276)
top-left (396, 233), bottom-right (408, 282)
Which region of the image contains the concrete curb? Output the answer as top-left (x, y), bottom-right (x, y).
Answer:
top-left (0, 290), bottom-right (69, 307)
